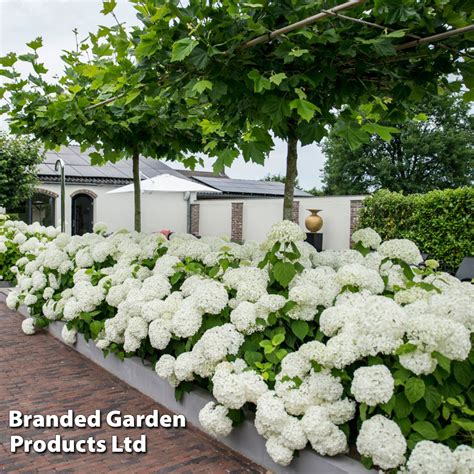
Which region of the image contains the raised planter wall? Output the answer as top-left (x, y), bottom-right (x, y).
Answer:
top-left (0, 289), bottom-right (371, 474)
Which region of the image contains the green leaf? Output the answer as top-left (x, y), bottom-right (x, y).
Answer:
top-left (244, 350), bottom-right (263, 366)
top-left (79, 312), bottom-right (93, 324)
top-left (272, 261), bottom-right (296, 287)
top-left (192, 80), bottom-right (213, 94)
top-left (26, 37), bottom-right (43, 51)
top-left (433, 351), bottom-right (451, 373)
top-left (248, 69), bottom-right (271, 93)
top-left (291, 320), bottom-right (309, 341)
top-left (289, 98), bottom-right (320, 122)
top-left (272, 333), bottom-right (285, 346)
top-left (361, 122), bottom-right (399, 141)
top-left (269, 72), bottom-right (287, 86)
top-left (101, 0), bottom-right (117, 15)
top-left (438, 424), bottom-right (459, 441)
top-left (412, 421), bottom-right (438, 440)
top-left (424, 385), bottom-right (442, 413)
top-left (453, 418), bottom-right (474, 432)
top-left (275, 348), bottom-right (287, 360)
top-left (360, 456), bottom-right (373, 470)
top-left (453, 362), bottom-right (472, 388)
top-left (125, 89), bottom-right (141, 105)
top-left (394, 394), bottom-right (412, 419)
top-left (405, 378), bottom-right (426, 404)
top-left (396, 342), bottom-right (418, 355)
top-left (90, 320), bottom-right (104, 339)
top-left (171, 38), bottom-right (199, 62)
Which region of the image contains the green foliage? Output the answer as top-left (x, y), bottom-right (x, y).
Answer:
top-left (322, 94), bottom-right (474, 195)
top-left (358, 188), bottom-right (474, 271)
top-left (0, 133), bottom-right (43, 209)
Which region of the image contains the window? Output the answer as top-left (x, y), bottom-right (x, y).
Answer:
top-left (7, 192), bottom-right (56, 227)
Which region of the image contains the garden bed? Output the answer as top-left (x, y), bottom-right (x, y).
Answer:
top-left (0, 289), bottom-right (371, 474)
top-left (2, 216), bottom-right (473, 473)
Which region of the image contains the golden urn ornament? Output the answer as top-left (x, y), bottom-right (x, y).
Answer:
top-left (305, 209), bottom-right (323, 233)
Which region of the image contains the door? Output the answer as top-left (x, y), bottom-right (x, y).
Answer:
top-left (71, 194), bottom-right (94, 235)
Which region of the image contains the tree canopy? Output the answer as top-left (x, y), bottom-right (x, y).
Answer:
top-left (0, 0), bottom-right (473, 220)
top-left (322, 93), bottom-right (474, 195)
top-left (127, 0), bottom-right (474, 217)
top-left (0, 133), bottom-right (44, 209)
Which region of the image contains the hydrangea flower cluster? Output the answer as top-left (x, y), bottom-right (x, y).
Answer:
top-left (2, 218), bottom-right (473, 471)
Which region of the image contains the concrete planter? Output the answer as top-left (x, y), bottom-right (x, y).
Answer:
top-left (0, 290), bottom-right (371, 474)
top-left (0, 281), bottom-right (13, 288)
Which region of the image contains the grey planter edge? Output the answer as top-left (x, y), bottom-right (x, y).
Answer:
top-left (0, 290), bottom-right (372, 474)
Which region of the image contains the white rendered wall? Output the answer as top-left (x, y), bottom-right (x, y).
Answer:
top-left (198, 200), bottom-right (232, 237)
top-left (197, 196), bottom-right (366, 249)
top-left (38, 184), bottom-right (189, 234)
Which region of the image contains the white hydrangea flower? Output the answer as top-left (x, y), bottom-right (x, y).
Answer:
top-left (263, 220), bottom-right (305, 251)
top-left (199, 402), bottom-right (233, 438)
top-left (406, 441), bottom-right (456, 474)
top-left (21, 318), bottom-right (36, 335)
top-left (61, 325), bottom-right (77, 345)
top-left (336, 263), bottom-right (384, 294)
top-left (266, 437), bottom-right (294, 466)
top-left (379, 239), bottom-right (422, 265)
top-left (351, 365), bottom-right (394, 406)
top-left (6, 290), bottom-right (19, 309)
top-left (148, 320), bottom-right (171, 350)
top-left (352, 227), bottom-right (382, 249)
top-left (93, 222), bottom-right (108, 234)
top-left (454, 445), bottom-right (474, 474)
top-left (356, 415), bottom-right (406, 470)
top-left (399, 349), bottom-right (438, 375)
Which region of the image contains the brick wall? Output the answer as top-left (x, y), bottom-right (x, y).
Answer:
top-left (350, 199), bottom-right (363, 245)
top-left (190, 203), bottom-right (200, 235)
top-left (231, 202), bottom-right (243, 242)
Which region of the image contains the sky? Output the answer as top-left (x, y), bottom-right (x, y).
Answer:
top-left (0, 0), bottom-right (327, 190)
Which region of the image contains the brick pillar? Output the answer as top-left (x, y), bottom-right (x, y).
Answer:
top-left (190, 203), bottom-right (200, 235)
top-left (292, 201), bottom-right (300, 224)
top-left (231, 202), bottom-right (243, 242)
top-left (350, 200), bottom-right (363, 244)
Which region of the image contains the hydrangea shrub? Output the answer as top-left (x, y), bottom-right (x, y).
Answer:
top-left (2, 215), bottom-right (473, 472)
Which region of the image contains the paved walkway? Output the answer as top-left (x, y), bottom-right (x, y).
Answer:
top-left (0, 302), bottom-right (265, 473)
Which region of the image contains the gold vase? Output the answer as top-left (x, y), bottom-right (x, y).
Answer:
top-left (305, 209), bottom-right (323, 233)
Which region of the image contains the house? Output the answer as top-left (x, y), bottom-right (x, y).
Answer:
top-left (7, 146), bottom-right (314, 236)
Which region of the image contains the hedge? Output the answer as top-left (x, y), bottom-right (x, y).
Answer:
top-left (357, 188), bottom-right (474, 272)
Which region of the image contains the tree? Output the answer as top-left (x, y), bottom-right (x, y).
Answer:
top-left (322, 93), bottom-right (474, 194)
top-left (129, 0), bottom-right (474, 219)
top-left (0, 133), bottom-right (44, 209)
top-left (0, 19), bottom-right (227, 230)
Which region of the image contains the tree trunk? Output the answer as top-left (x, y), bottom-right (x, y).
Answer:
top-left (283, 133), bottom-right (298, 221)
top-left (132, 148), bottom-right (141, 232)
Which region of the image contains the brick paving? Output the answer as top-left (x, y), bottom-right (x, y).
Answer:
top-left (0, 302), bottom-right (265, 473)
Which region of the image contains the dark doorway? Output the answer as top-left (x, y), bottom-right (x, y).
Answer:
top-left (72, 194), bottom-right (94, 235)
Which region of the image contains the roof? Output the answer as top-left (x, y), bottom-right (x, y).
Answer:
top-left (178, 169), bottom-right (229, 179)
top-left (39, 145), bottom-right (184, 185)
top-left (38, 146), bottom-right (311, 198)
top-left (190, 176), bottom-right (312, 198)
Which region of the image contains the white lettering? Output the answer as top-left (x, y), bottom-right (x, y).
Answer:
top-left (9, 411), bottom-right (23, 428)
top-left (10, 436), bottom-right (23, 452)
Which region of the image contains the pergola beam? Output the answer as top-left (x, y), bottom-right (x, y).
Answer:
top-left (396, 24), bottom-right (474, 51)
top-left (242, 0), bottom-right (366, 48)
